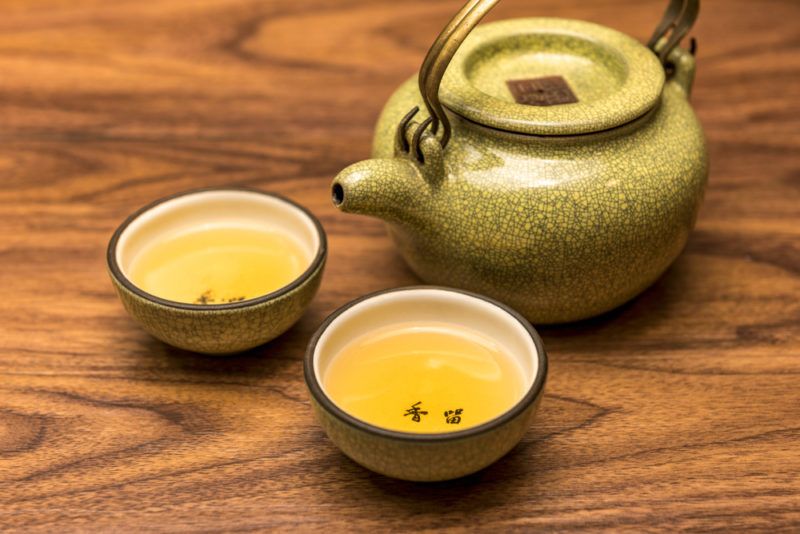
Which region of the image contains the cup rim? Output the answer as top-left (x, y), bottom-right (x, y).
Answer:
top-left (107, 186), bottom-right (327, 311)
top-left (304, 286), bottom-right (548, 442)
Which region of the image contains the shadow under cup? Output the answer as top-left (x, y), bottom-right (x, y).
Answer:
top-left (305, 286), bottom-right (548, 482)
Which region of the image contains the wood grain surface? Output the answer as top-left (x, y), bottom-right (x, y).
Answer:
top-left (1, 0), bottom-right (798, 531)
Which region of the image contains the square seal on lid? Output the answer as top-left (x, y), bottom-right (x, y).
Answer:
top-left (439, 18), bottom-right (665, 136)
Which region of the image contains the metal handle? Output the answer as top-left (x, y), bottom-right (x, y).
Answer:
top-left (418, 0), bottom-right (500, 151)
top-left (402, 0), bottom-right (700, 161)
top-left (647, 0), bottom-right (700, 64)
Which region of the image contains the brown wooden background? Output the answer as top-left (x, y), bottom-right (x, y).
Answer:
top-left (1, 0), bottom-right (798, 531)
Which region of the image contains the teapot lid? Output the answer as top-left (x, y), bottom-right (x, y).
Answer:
top-left (438, 18), bottom-right (665, 136)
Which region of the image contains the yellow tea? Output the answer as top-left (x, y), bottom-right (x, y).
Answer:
top-left (323, 322), bottom-right (525, 433)
top-left (129, 226), bottom-right (306, 304)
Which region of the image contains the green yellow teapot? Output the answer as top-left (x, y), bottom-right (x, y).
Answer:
top-left (332, 0), bottom-right (707, 323)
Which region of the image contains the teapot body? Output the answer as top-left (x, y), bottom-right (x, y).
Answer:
top-left (368, 74), bottom-right (707, 323)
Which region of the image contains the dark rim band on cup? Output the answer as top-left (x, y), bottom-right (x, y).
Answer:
top-left (304, 286), bottom-right (548, 442)
top-left (107, 187), bottom-right (327, 311)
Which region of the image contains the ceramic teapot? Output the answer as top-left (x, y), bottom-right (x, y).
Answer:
top-left (332, 0), bottom-right (707, 324)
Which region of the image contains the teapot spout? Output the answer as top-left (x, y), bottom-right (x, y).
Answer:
top-left (331, 158), bottom-right (423, 222)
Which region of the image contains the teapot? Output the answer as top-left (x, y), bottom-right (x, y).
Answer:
top-left (332, 0), bottom-right (707, 324)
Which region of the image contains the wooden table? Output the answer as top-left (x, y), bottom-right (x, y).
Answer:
top-left (1, 0), bottom-right (798, 531)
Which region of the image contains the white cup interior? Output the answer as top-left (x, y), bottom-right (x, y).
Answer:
top-left (115, 190), bottom-right (320, 284)
top-left (314, 288), bottom-right (539, 409)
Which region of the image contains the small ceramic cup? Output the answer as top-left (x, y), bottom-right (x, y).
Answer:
top-left (304, 286), bottom-right (547, 481)
top-left (107, 187), bottom-right (326, 354)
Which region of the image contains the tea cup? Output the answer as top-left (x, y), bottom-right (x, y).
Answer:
top-left (304, 286), bottom-right (547, 481)
top-left (107, 187), bottom-right (326, 354)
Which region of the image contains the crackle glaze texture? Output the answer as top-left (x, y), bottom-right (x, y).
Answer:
top-left (309, 393), bottom-right (543, 482)
top-left (333, 18), bottom-right (708, 324)
top-left (109, 261), bottom-right (324, 354)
